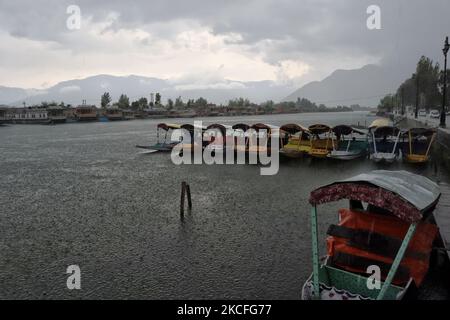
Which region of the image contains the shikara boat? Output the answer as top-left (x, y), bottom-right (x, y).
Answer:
top-left (232, 123), bottom-right (251, 155)
top-left (368, 119), bottom-right (401, 163)
top-left (136, 123), bottom-right (181, 151)
top-left (279, 124), bottom-right (311, 158)
top-left (308, 124), bottom-right (333, 158)
top-left (402, 128), bottom-right (436, 164)
top-left (302, 170), bottom-right (441, 300)
top-left (180, 123), bottom-right (207, 154)
top-left (205, 123), bottom-right (234, 155)
top-left (248, 123), bottom-right (279, 157)
top-left (328, 125), bottom-right (368, 160)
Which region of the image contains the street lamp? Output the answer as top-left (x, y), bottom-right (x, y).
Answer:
top-left (441, 36), bottom-right (449, 127)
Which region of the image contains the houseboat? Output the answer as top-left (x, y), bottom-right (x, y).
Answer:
top-left (47, 106), bottom-right (67, 123)
top-left (11, 107), bottom-right (51, 124)
top-left (75, 105), bottom-right (98, 121)
top-left (0, 107), bottom-right (8, 125)
top-left (123, 110), bottom-right (136, 120)
top-left (105, 107), bottom-right (124, 121)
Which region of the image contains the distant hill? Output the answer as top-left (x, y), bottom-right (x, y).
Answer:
top-left (283, 64), bottom-right (406, 107)
top-left (0, 86), bottom-right (29, 105)
top-left (0, 74), bottom-right (293, 106)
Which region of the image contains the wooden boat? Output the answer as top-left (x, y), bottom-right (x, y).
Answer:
top-left (75, 105), bottom-right (98, 121)
top-left (402, 128), bottom-right (436, 164)
top-left (136, 123), bottom-right (181, 152)
top-left (368, 121), bottom-right (401, 163)
top-left (0, 107), bottom-right (8, 125)
top-left (47, 106), bottom-right (67, 124)
top-left (248, 123), bottom-right (278, 157)
top-left (328, 125), bottom-right (368, 160)
top-left (308, 124), bottom-right (333, 158)
top-left (105, 108), bottom-right (124, 121)
top-left (302, 170), bottom-right (441, 300)
top-left (205, 124), bottom-right (233, 155)
top-left (232, 123), bottom-right (250, 155)
top-left (180, 123), bottom-right (207, 154)
top-left (279, 124), bottom-right (311, 158)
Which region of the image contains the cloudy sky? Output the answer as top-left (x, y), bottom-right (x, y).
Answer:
top-left (0, 0), bottom-right (449, 90)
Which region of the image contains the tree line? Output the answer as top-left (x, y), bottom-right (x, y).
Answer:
top-left (378, 55), bottom-right (450, 112)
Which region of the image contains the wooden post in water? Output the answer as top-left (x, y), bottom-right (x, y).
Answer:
top-left (180, 181), bottom-right (186, 216)
top-left (186, 184), bottom-right (192, 210)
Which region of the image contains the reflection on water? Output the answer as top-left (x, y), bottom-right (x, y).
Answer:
top-left (0, 112), bottom-right (448, 299)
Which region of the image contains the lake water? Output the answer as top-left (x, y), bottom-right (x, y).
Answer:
top-left (0, 111), bottom-right (448, 299)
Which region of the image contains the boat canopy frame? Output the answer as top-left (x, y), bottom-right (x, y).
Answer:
top-left (403, 128), bottom-right (436, 158)
top-left (307, 170), bottom-right (440, 300)
top-left (156, 123), bottom-right (181, 144)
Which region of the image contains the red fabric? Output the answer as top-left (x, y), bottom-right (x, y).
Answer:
top-left (327, 209), bottom-right (438, 286)
top-left (310, 183), bottom-right (422, 223)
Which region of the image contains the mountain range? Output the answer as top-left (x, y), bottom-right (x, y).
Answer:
top-left (0, 64), bottom-right (406, 107)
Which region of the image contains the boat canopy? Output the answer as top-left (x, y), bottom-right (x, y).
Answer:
top-left (332, 125), bottom-right (364, 136)
top-left (206, 123), bottom-right (232, 133)
top-left (157, 123), bottom-right (181, 131)
top-left (369, 118), bottom-right (392, 128)
top-left (403, 127), bottom-right (436, 137)
top-left (180, 123), bottom-right (206, 131)
top-left (280, 124), bottom-right (309, 134)
top-left (372, 126), bottom-right (400, 137)
top-left (309, 170), bottom-right (440, 223)
top-left (232, 123), bottom-right (250, 131)
top-left (308, 124), bottom-right (331, 134)
top-left (251, 123), bottom-right (276, 132)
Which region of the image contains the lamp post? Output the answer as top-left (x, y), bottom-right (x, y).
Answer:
top-left (441, 36), bottom-right (449, 127)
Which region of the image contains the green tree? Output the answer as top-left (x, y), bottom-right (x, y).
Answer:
top-left (101, 92), bottom-right (111, 108)
top-left (175, 96), bottom-right (184, 108)
top-left (194, 97), bottom-right (208, 107)
top-left (155, 93), bottom-right (161, 105)
top-left (117, 94), bottom-right (130, 109)
top-left (167, 98), bottom-right (174, 111)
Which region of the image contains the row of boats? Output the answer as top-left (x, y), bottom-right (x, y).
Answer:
top-left (137, 118), bottom-right (436, 165)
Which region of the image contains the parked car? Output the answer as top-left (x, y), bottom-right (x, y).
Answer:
top-left (418, 109), bottom-right (427, 117)
top-left (429, 109), bottom-right (440, 118)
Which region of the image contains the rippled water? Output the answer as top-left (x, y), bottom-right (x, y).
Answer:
top-left (0, 112), bottom-right (448, 299)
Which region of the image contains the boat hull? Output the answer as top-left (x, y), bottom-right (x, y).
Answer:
top-left (371, 152), bottom-right (397, 163)
top-left (328, 151), bottom-right (365, 161)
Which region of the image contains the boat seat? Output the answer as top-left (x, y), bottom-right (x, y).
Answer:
top-left (327, 224), bottom-right (427, 260)
top-left (326, 208), bottom-right (438, 286)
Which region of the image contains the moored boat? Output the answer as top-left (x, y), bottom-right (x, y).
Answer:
top-left (75, 105), bottom-right (98, 121)
top-left (328, 125), bottom-right (368, 160)
top-left (308, 124), bottom-right (333, 158)
top-left (136, 123), bottom-right (181, 152)
top-left (279, 124), bottom-right (311, 158)
top-left (47, 106), bottom-right (67, 124)
top-left (205, 123), bottom-right (234, 155)
top-left (248, 123), bottom-right (278, 157)
top-left (232, 123), bottom-right (251, 155)
top-left (368, 119), bottom-right (401, 163)
top-left (402, 128), bottom-right (436, 164)
top-left (180, 123), bottom-right (207, 154)
top-left (302, 170), bottom-right (442, 300)
top-left (105, 107), bottom-right (124, 121)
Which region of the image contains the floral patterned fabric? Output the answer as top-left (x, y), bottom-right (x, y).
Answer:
top-left (309, 183), bottom-right (422, 223)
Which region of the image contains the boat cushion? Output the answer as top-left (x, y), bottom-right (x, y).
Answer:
top-left (326, 209), bottom-right (438, 286)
